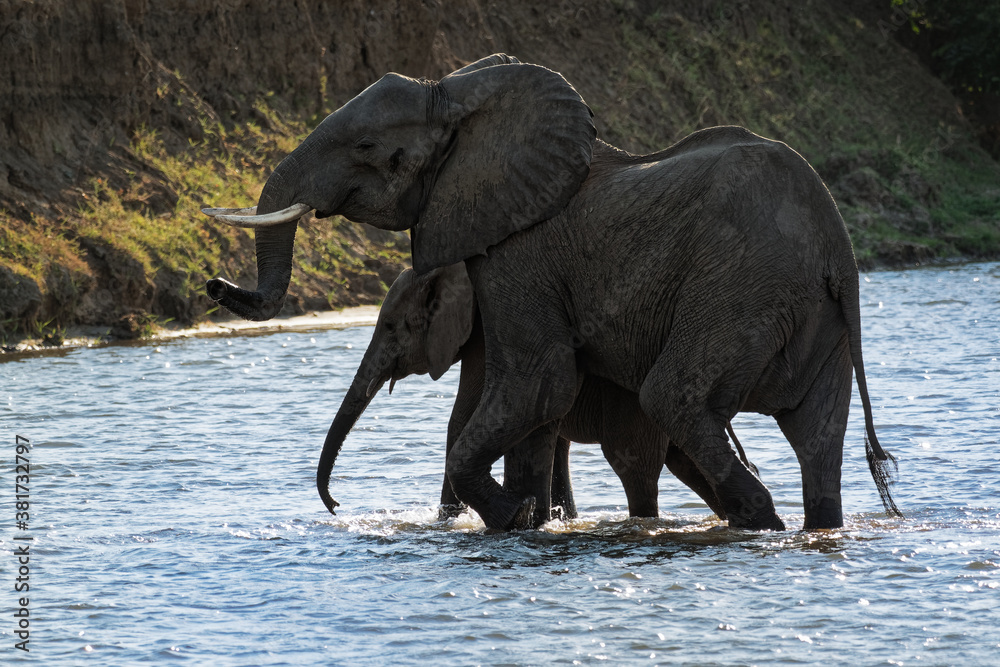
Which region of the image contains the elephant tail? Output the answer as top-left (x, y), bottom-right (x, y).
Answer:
top-left (836, 269), bottom-right (902, 518)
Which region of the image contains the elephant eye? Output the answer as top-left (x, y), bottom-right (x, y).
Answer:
top-left (389, 147), bottom-right (403, 172)
top-left (354, 138), bottom-right (377, 151)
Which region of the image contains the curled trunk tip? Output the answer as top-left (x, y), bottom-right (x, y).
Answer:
top-left (322, 495), bottom-right (341, 514)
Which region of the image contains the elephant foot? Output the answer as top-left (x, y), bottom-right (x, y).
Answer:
top-left (718, 468), bottom-right (785, 531)
top-left (482, 494), bottom-right (536, 532)
top-left (510, 495), bottom-right (537, 530)
top-left (802, 496), bottom-right (843, 530)
top-left (438, 503), bottom-right (468, 521)
top-left (728, 509), bottom-right (786, 531)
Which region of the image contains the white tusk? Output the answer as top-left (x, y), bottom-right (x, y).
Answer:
top-left (201, 206), bottom-right (258, 216)
top-left (201, 203), bottom-right (313, 228)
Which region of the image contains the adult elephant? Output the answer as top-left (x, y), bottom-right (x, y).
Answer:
top-left (203, 54), bottom-right (900, 530)
top-left (318, 263), bottom-right (745, 526)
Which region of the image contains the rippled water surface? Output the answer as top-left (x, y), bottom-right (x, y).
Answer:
top-left (2, 262), bottom-right (999, 665)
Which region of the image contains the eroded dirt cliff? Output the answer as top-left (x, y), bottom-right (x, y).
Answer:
top-left (1, 0), bottom-right (997, 341)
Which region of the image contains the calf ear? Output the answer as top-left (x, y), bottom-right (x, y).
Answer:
top-left (413, 62), bottom-right (595, 274)
top-left (425, 263), bottom-right (475, 381)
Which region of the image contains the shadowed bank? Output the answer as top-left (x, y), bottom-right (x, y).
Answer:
top-left (1, 1), bottom-right (999, 342)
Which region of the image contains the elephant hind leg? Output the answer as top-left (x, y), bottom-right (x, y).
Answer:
top-left (640, 401), bottom-right (783, 529)
top-left (638, 337), bottom-right (785, 530)
top-left (664, 444), bottom-right (727, 520)
top-left (774, 337), bottom-right (852, 530)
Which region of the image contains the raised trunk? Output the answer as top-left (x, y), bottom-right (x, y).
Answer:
top-left (206, 164), bottom-right (301, 321)
top-left (316, 353), bottom-right (387, 514)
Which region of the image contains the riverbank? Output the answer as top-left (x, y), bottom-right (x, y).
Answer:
top-left (0, 304), bottom-right (380, 357)
top-left (2, 1), bottom-right (998, 339)
top-left (3, 254), bottom-right (987, 358)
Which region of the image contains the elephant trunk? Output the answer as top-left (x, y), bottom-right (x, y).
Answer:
top-left (317, 347), bottom-right (391, 514)
top-left (206, 164), bottom-right (302, 321)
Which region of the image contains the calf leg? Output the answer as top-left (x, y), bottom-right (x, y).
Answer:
top-left (549, 437), bottom-right (577, 520)
top-left (601, 434), bottom-right (664, 518)
top-left (439, 319), bottom-right (486, 520)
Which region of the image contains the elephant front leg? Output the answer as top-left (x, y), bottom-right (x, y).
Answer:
top-left (447, 425), bottom-right (537, 530)
top-left (447, 286), bottom-right (579, 529)
top-left (437, 397), bottom-right (476, 521)
top-left (503, 424), bottom-right (562, 527)
top-left (446, 382), bottom-right (576, 530)
top-left (439, 420), bottom-right (469, 519)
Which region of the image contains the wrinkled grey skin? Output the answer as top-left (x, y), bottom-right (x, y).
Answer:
top-left (318, 264), bottom-right (733, 526)
top-left (207, 54), bottom-right (899, 531)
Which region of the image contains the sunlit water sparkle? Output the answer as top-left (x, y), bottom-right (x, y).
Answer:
top-left (2, 262), bottom-right (998, 664)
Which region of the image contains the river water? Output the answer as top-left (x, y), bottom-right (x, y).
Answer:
top-left (2, 262), bottom-right (998, 665)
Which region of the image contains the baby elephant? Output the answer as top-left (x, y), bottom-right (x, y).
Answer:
top-left (318, 264), bottom-right (758, 527)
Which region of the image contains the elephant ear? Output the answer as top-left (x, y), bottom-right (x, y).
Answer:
top-left (446, 53), bottom-right (520, 76)
top-left (426, 263), bottom-right (475, 381)
top-left (412, 63), bottom-right (596, 274)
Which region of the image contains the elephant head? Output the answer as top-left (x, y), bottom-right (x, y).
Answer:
top-left (202, 54), bottom-right (595, 320)
top-left (316, 263), bottom-right (475, 513)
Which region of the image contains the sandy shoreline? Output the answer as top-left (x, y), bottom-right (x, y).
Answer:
top-left (158, 305), bottom-right (381, 340)
top-left (2, 305), bottom-right (381, 356)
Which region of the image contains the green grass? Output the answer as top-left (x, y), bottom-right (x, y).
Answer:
top-left (0, 96), bottom-right (409, 337)
top-left (601, 3), bottom-right (1000, 264)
